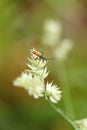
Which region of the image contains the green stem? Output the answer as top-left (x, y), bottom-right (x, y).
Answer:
top-left (57, 62), bottom-right (75, 119)
top-left (47, 100), bottom-right (80, 130)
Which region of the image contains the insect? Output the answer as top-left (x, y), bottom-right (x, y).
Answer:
top-left (30, 48), bottom-right (54, 61)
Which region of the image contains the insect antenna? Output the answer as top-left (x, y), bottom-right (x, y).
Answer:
top-left (47, 57), bottom-right (56, 61)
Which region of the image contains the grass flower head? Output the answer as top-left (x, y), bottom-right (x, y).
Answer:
top-left (13, 48), bottom-right (61, 103)
top-left (54, 38), bottom-right (73, 61)
top-left (74, 118), bottom-right (87, 130)
top-left (42, 19), bottom-right (62, 46)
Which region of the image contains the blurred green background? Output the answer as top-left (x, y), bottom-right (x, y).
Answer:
top-left (0, 0), bottom-right (87, 130)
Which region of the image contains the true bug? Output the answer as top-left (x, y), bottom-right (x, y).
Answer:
top-left (30, 48), bottom-right (54, 61)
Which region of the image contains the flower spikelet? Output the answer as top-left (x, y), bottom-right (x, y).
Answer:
top-left (27, 56), bottom-right (49, 80)
top-left (13, 72), bottom-right (45, 99)
top-left (45, 82), bottom-right (61, 103)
